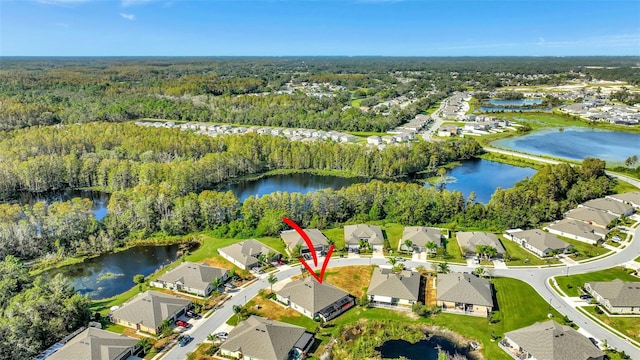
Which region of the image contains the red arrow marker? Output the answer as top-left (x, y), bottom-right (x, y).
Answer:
top-left (282, 217), bottom-right (334, 284)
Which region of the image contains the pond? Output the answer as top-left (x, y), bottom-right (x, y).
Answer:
top-left (427, 159), bottom-right (536, 203)
top-left (487, 99), bottom-right (543, 106)
top-left (376, 336), bottom-right (471, 360)
top-left (44, 244), bottom-right (181, 300)
top-left (14, 189), bottom-right (109, 221)
top-left (225, 173), bottom-right (367, 202)
top-left (491, 127), bottom-right (640, 165)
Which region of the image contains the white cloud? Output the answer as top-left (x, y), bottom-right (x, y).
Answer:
top-left (55, 22), bottom-right (70, 28)
top-left (121, 0), bottom-right (154, 7)
top-left (120, 13), bottom-right (136, 20)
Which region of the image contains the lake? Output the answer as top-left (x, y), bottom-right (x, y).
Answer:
top-left (488, 99), bottom-right (543, 106)
top-left (428, 159), bottom-right (536, 203)
top-left (225, 173), bottom-right (367, 202)
top-left (45, 244), bottom-right (181, 300)
top-left (15, 189), bottom-right (109, 221)
top-left (491, 127), bottom-right (640, 165)
top-left (376, 337), bottom-right (470, 360)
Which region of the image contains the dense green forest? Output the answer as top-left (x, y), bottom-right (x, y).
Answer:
top-left (1, 57), bottom-right (638, 131)
top-left (0, 256), bottom-right (92, 360)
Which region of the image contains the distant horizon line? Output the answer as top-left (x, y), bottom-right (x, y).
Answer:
top-left (1, 55), bottom-right (639, 59)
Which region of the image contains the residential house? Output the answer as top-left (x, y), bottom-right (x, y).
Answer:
top-left (110, 291), bottom-right (191, 335)
top-left (501, 321), bottom-right (605, 360)
top-left (437, 124), bottom-right (459, 137)
top-left (344, 224), bottom-right (385, 251)
top-left (276, 277), bottom-right (354, 322)
top-left (220, 316), bottom-right (314, 360)
top-left (280, 228), bottom-right (330, 255)
top-left (367, 268), bottom-right (421, 308)
top-left (584, 279), bottom-right (640, 314)
top-left (366, 136), bottom-right (382, 146)
top-left (150, 262), bottom-right (229, 297)
top-left (565, 207), bottom-right (617, 229)
top-left (545, 219), bottom-right (608, 245)
top-left (436, 273), bottom-right (493, 316)
top-left (456, 232), bottom-right (506, 258)
top-left (399, 226), bottom-right (443, 255)
top-left (505, 229), bottom-right (572, 258)
top-left (607, 192), bottom-right (640, 209)
top-left (218, 239), bottom-right (282, 270)
top-left (48, 327), bottom-right (140, 360)
top-left (580, 198), bottom-right (634, 217)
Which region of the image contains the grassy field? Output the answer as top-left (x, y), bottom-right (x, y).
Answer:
top-left (582, 306), bottom-right (640, 340)
top-left (324, 266), bottom-right (373, 299)
top-left (478, 152), bottom-right (545, 170)
top-left (500, 235), bottom-right (561, 266)
top-left (557, 236), bottom-right (611, 259)
top-left (613, 178), bottom-right (640, 193)
top-left (554, 267), bottom-right (639, 297)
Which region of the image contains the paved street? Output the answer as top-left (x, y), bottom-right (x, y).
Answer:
top-left (164, 224), bottom-right (640, 359)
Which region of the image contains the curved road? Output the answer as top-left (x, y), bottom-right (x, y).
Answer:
top-left (166, 225), bottom-right (640, 360)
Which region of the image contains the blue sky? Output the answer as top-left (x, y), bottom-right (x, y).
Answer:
top-left (1, 0), bottom-right (639, 56)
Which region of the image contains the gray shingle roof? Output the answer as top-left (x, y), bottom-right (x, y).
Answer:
top-left (436, 273), bottom-right (493, 307)
top-left (218, 239), bottom-right (281, 267)
top-left (586, 279), bottom-right (640, 307)
top-left (156, 262), bottom-right (228, 292)
top-left (344, 224), bottom-right (384, 246)
top-left (581, 198), bottom-right (633, 216)
top-left (280, 229), bottom-right (329, 251)
top-left (401, 227), bottom-right (442, 249)
top-left (565, 207), bottom-right (617, 227)
top-left (367, 268), bottom-right (420, 301)
top-left (607, 192), bottom-right (640, 207)
top-left (511, 229), bottom-right (570, 253)
top-left (277, 277), bottom-right (350, 313)
top-left (48, 328), bottom-right (138, 360)
top-left (545, 219), bottom-right (608, 241)
top-left (111, 291), bottom-right (191, 331)
top-left (504, 320), bottom-right (605, 360)
top-left (220, 316), bottom-right (307, 360)
top-left (456, 232), bottom-right (505, 254)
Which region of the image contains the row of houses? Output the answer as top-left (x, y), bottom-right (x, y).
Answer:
top-left (135, 121), bottom-right (358, 143)
top-left (545, 193), bottom-right (637, 245)
top-left (561, 101), bottom-right (640, 125)
top-left (441, 92), bottom-right (471, 120)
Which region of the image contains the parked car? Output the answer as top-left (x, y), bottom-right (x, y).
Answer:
top-left (175, 320), bottom-right (190, 328)
top-left (178, 335), bottom-right (193, 347)
top-left (395, 257), bottom-right (405, 262)
top-left (580, 294), bottom-right (593, 301)
top-left (216, 332), bottom-right (228, 340)
top-left (186, 310), bottom-right (200, 319)
top-left (303, 253), bottom-right (312, 261)
top-left (588, 337), bottom-right (599, 348)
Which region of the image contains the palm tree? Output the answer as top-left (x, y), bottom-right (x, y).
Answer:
top-left (300, 266), bottom-right (308, 278)
top-left (266, 251), bottom-right (275, 265)
top-left (474, 266), bottom-right (485, 278)
top-left (404, 239), bottom-right (413, 253)
top-left (388, 257), bottom-right (397, 267)
top-left (426, 241), bottom-right (437, 257)
top-left (438, 262), bottom-right (450, 274)
top-left (257, 253), bottom-right (266, 267)
top-left (267, 273), bottom-right (277, 293)
top-left (211, 276), bottom-right (224, 292)
top-left (233, 305), bottom-right (243, 323)
top-left (292, 244), bottom-right (303, 259)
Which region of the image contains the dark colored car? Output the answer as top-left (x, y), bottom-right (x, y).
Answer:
top-left (178, 335), bottom-right (193, 347)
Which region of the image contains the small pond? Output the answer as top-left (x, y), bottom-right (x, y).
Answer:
top-left (376, 336), bottom-right (471, 360)
top-left (44, 244), bottom-right (181, 300)
top-left (487, 99), bottom-right (543, 106)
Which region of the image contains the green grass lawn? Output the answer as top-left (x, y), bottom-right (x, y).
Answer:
top-left (554, 267), bottom-right (639, 297)
top-left (582, 306), bottom-right (640, 340)
top-left (322, 222), bottom-right (404, 252)
top-left (556, 235), bottom-right (611, 259)
top-left (635, 256), bottom-right (640, 263)
top-left (613, 178), bottom-right (640, 193)
top-left (500, 236), bottom-right (561, 266)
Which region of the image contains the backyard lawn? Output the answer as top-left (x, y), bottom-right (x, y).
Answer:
top-left (582, 306), bottom-right (640, 341)
top-left (500, 235), bottom-right (561, 266)
top-left (559, 235), bottom-right (611, 259)
top-left (554, 267), bottom-right (639, 297)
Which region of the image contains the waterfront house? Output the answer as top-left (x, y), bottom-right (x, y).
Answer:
top-left (367, 268), bottom-right (421, 308)
top-left (220, 316), bottom-right (314, 360)
top-left (584, 279), bottom-right (640, 314)
top-left (218, 239), bottom-right (282, 270)
top-left (110, 291), bottom-right (191, 335)
top-left (436, 273), bottom-right (493, 316)
top-left (150, 262), bottom-right (229, 297)
top-left (276, 277), bottom-right (354, 322)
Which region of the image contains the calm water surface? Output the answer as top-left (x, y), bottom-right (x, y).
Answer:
top-left (15, 189), bottom-right (109, 221)
top-left (45, 245), bottom-right (181, 300)
top-left (491, 127), bottom-right (640, 164)
top-left (427, 159), bottom-right (535, 203)
top-left (226, 173), bottom-right (367, 202)
top-left (376, 337), bottom-right (470, 360)
top-left (487, 99), bottom-right (543, 106)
